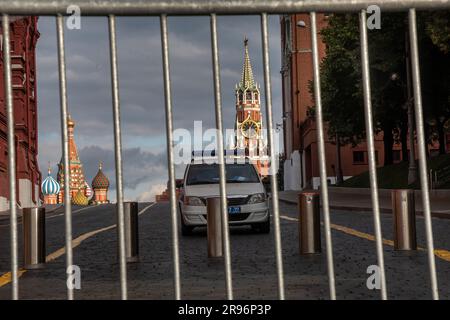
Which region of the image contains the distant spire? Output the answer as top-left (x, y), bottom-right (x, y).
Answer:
top-left (47, 161), bottom-right (51, 175)
top-left (99, 161), bottom-right (102, 170)
top-left (67, 114), bottom-right (74, 126)
top-left (239, 37), bottom-right (255, 89)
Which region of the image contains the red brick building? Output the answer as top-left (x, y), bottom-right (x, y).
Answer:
top-left (155, 179), bottom-right (182, 203)
top-left (0, 17), bottom-right (41, 211)
top-left (280, 14), bottom-right (442, 190)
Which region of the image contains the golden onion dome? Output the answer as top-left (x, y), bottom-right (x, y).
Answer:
top-left (72, 189), bottom-right (89, 206)
top-left (67, 115), bottom-right (75, 128)
top-left (92, 161), bottom-right (110, 189)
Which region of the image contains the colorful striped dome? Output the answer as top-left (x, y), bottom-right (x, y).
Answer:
top-left (92, 162), bottom-right (110, 189)
top-left (41, 167), bottom-right (60, 195)
top-left (84, 181), bottom-right (92, 197)
top-left (72, 189), bottom-right (88, 206)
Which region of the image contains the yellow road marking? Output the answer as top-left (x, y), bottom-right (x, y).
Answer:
top-left (0, 203), bottom-right (156, 288)
top-left (280, 215), bottom-right (450, 262)
top-left (279, 215), bottom-right (298, 222)
top-left (329, 223), bottom-right (395, 247)
top-left (0, 269), bottom-right (26, 287)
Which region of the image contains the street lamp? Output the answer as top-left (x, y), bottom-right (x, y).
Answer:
top-left (276, 123), bottom-right (283, 132)
top-left (297, 20), bottom-right (307, 28)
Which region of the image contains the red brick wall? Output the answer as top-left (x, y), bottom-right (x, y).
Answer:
top-left (0, 17), bottom-right (41, 206)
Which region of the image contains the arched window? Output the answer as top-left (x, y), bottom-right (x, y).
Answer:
top-left (246, 92), bottom-right (252, 101)
top-left (254, 92), bottom-right (258, 101)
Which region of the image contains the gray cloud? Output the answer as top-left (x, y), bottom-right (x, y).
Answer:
top-left (36, 15), bottom-right (283, 201)
top-left (78, 145), bottom-right (167, 190)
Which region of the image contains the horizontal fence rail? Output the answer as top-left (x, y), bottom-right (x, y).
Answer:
top-left (1, 0), bottom-right (447, 301)
top-left (0, 0), bottom-right (449, 15)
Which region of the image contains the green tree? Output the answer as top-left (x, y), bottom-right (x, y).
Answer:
top-left (318, 12), bottom-right (450, 168)
top-left (420, 11), bottom-right (450, 154)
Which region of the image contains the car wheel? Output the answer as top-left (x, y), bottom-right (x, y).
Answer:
top-left (179, 203), bottom-right (194, 236)
top-left (252, 219), bottom-right (270, 234)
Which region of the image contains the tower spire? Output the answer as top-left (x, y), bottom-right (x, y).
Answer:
top-left (239, 37), bottom-right (255, 89)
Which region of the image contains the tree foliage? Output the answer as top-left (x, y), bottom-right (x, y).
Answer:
top-left (318, 12), bottom-right (450, 165)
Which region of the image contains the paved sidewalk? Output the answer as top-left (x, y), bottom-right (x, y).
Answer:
top-left (279, 187), bottom-right (450, 219)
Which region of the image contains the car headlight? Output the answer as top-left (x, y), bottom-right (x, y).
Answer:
top-left (185, 196), bottom-right (204, 206)
top-left (247, 193), bottom-right (266, 204)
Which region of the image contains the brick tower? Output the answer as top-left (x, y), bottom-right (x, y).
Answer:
top-left (41, 165), bottom-right (60, 205)
top-left (91, 162), bottom-right (110, 205)
top-left (234, 38), bottom-right (268, 175)
top-left (57, 116), bottom-right (88, 203)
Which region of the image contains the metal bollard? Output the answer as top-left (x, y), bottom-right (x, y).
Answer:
top-left (23, 207), bottom-right (46, 269)
top-left (298, 191), bottom-right (321, 254)
top-left (206, 197), bottom-right (223, 258)
top-left (391, 189), bottom-right (417, 250)
top-left (122, 202), bottom-right (139, 262)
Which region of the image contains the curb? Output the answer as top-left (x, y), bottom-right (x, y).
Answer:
top-left (279, 198), bottom-right (450, 220)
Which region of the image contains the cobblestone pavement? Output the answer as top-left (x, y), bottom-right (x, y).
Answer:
top-left (0, 201), bottom-right (449, 300)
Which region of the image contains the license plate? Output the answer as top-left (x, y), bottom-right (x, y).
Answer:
top-left (228, 206), bottom-right (241, 214)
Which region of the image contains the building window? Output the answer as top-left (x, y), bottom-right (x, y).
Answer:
top-left (246, 92), bottom-right (252, 101)
top-left (353, 151), bottom-right (365, 164)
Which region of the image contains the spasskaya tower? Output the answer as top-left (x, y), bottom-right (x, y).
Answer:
top-left (233, 38), bottom-right (268, 176)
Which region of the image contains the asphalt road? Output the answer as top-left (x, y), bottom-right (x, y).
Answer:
top-left (0, 201), bottom-right (450, 299)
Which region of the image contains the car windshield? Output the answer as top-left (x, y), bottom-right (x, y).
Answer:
top-left (186, 163), bottom-right (260, 185)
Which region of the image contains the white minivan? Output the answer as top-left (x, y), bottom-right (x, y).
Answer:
top-left (178, 161), bottom-right (270, 235)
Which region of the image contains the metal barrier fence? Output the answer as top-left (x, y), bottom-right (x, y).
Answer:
top-left (1, 0), bottom-right (449, 301)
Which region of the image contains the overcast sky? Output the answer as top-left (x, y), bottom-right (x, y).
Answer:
top-left (36, 15), bottom-right (283, 202)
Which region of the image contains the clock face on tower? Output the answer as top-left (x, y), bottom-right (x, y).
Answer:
top-left (241, 119), bottom-right (259, 138)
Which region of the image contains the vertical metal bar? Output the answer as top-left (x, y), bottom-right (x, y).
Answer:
top-left (408, 8), bottom-right (439, 300)
top-left (309, 12), bottom-right (336, 300)
top-left (359, 10), bottom-right (387, 300)
top-left (405, 27), bottom-right (417, 185)
top-left (108, 14), bottom-right (128, 300)
top-left (260, 13), bottom-right (285, 300)
top-left (3, 13), bottom-right (18, 300)
top-left (210, 13), bottom-right (233, 300)
top-left (56, 14), bottom-right (74, 300)
top-left (160, 14), bottom-right (181, 300)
